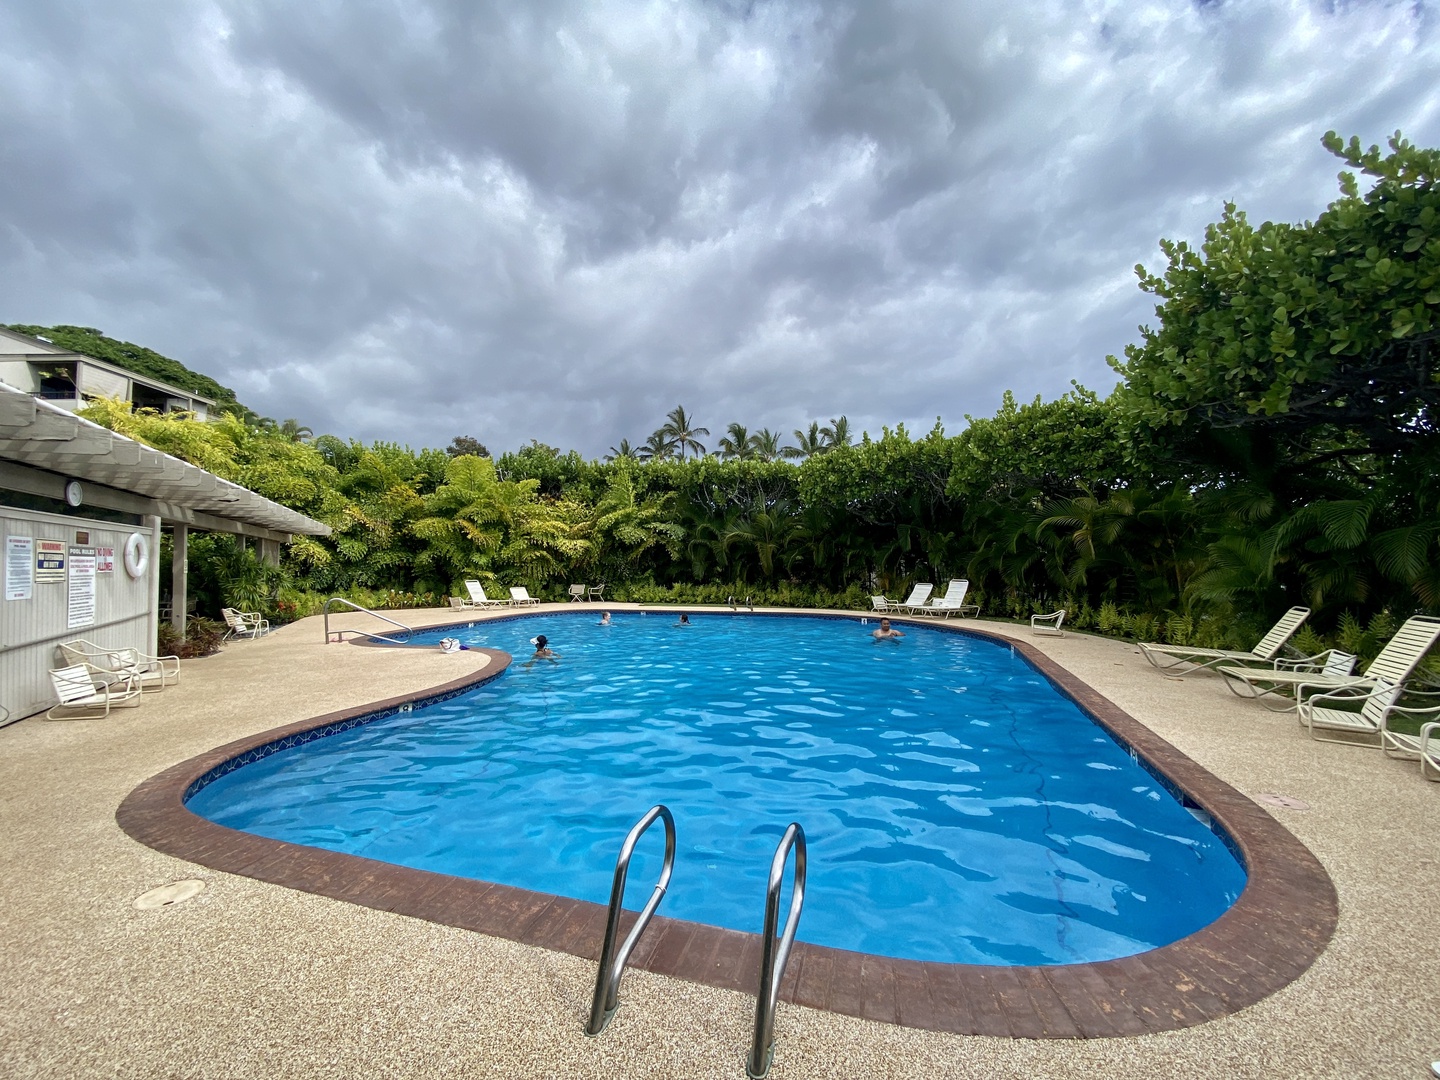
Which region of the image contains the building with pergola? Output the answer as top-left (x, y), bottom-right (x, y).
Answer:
top-left (0, 382), bottom-right (328, 721)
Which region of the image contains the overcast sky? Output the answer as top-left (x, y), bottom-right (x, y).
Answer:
top-left (2, 1), bottom-right (1437, 457)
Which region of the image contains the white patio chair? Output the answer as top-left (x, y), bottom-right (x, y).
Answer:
top-left (922, 580), bottom-right (980, 619)
top-left (47, 664), bottom-right (142, 720)
top-left (1031, 610), bottom-right (1066, 636)
top-left (1139, 606), bottom-right (1311, 673)
top-left (897, 583), bottom-right (934, 615)
top-left (509, 586), bottom-right (540, 606)
top-left (465, 581), bottom-right (511, 607)
top-left (221, 608), bottom-right (269, 639)
top-left (568, 584), bottom-right (588, 602)
top-left (870, 595), bottom-right (896, 613)
top-left (1297, 678), bottom-right (1440, 747)
top-left (58, 638), bottom-right (180, 693)
top-left (587, 583), bottom-right (606, 602)
top-left (1218, 649), bottom-right (1358, 709)
top-left (1218, 615), bottom-right (1440, 703)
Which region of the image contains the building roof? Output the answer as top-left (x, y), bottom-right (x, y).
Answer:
top-left (0, 382), bottom-right (329, 538)
top-left (0, 326), bottom-right (218, 406)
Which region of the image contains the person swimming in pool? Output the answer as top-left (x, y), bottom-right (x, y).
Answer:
top-left (598, 611), bottom-right (612, 626)
top-left (527, 634), bottom-right (559, 664)
top-left (871, 618), bottom-right (904, 640)
top-left (674, 613), bottom-right (692, 627)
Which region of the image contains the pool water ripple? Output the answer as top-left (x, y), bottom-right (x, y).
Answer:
top-left (186, 613), bottom-right (1245, 965)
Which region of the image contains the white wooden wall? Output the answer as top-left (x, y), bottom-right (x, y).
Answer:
top-left (1, 506), bottom-right (161, 721)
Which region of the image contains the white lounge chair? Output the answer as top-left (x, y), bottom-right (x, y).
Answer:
top-left (221, 608), bottom-right (269, 639)
top-left (47, 664), bottom-right (142, 720)
top-left (509, 586), bottom-right (540, 606)
top-left (918, 580), bottom-right (980, 618)
top-left (1138, 606), bottom-right (1311, 673)
top-left (870, 595), bottom-right (897, 613)
top-left (1031, 610), bottom-right (1066, 636)
top-left (1298, 678), bottom-right (1440, 747)
top-left (58, 639), bottom-right (180, 693)
top-left (464, 581), bottom-right (510, 607)
top-left (897, 583), bottom-right (934, 615)
top-left (568, 584), bottom-right (587, 602)
top-left (1381, 713), bottom-right (1440, 777)
top-left (1218, 615), bottom-right (1440, 703)
top-left (1218, 649), bottom-right (1358, 709)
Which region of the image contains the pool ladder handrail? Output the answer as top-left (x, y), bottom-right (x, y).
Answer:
top-left (747, 822), bottom-right (806, 1080)
top-left (322, 597), bottom-right (414, 644)
top-left (586, 804), bottom-right (677, 1036)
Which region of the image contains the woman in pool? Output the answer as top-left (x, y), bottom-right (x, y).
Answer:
top-left (871, 618), bottom-right (904, 640)
top-left (598, 611), bottom-right (612, 626)
top-left (528, 634), bottom-right (559, 663)
top-left (674, 613), bottom-right (692, 627)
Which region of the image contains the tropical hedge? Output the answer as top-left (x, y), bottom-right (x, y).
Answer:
top-left (70, 133), bottom-right (1437, 661)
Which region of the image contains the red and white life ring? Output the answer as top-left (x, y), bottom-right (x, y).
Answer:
top-left (123, 532), bottom-right (150, 579)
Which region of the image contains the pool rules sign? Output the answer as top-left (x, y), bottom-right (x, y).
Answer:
top-left (68, 546), bottom-right (97, 629)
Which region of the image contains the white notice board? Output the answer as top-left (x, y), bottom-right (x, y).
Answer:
top-left (5, 535), bottom-right (33, 600)
top-left (68, 546), bottom-right (97, 629)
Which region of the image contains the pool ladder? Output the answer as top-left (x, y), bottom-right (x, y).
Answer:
top-left (586, 805), bottom-right (807, 1080)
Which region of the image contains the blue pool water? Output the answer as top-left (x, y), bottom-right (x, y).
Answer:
top-left (188, 613), bottom-right (1245, 965)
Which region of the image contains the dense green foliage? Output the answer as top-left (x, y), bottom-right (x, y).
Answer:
top-left (66, 133), bottom-right (1439, 660)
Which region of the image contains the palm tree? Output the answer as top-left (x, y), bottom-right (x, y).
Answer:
top-left (279, 418), bottom-right (314, 442)
top-left (821, 416), bottom-right (852, 450)
top-left (659, 405), bottom-right (709, 461)
top-left (751, 429), bottom-right (783, 462)
top-left (717, 423), bottom-right (756, 460)
top-left (605, 439), bottom-right (640, 462)
top-left (783, 421), bottom-right (825, 460)
top-left (639, 431), bottom-right (675, 462)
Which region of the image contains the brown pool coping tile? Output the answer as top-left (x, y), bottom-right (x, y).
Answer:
top-left (115, 615), bottom-right (1338, 1040)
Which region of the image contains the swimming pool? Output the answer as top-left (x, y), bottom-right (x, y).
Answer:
top-left (186, 612), bottom-right (1245, 965)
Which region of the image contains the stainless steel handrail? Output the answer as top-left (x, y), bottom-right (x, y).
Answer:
top-left (746, 823), bottom-right (806, 1080)
top-left (321, 597), bottom-right (414, 644)
top-left (586, 805), bottom-right (676, 1036)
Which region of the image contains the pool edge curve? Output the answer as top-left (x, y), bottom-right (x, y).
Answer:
top-left (115, 615), bottom-right (1337, 1040)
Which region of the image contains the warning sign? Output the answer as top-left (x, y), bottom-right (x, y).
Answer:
top-left (35, 539), bottom-right (65, 583)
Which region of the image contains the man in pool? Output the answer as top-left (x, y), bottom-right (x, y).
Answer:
top-left (872, 618), bottom-right (904, 640)
top-left (674, 613), bottom-right (692, 627)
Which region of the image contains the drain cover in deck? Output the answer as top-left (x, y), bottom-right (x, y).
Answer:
top-left (1256, 793), bottom-right (1311, 811)
top-left (135, 879), bottom-right (207, 909)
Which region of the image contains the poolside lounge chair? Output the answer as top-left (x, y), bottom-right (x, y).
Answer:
top-left (463, 581), bottom-right (510, 608)
top-left (509, 586), bottom-right (540, 606)
top-left (58, 639), bottom-right (179, 693)
top-left (1138, 606), bottom-right (1311, 673)
top-left (1381, 713), bottom-right (1440, 778)
top-left (568, 584), bottom-right (588, 602)
top-left (917, 580), bottom-right (980, 618)
top-left (1031, 610), bottom-right (1066, 636)
top-left (1218, 615), bottom-right (1440, 705)
top-left (897, 583), bottom-right (934, 615)
top-left (1297, 678), bottom-right (1440, 747)
top-left (1217, 649), bottom-right (1358, 709)
top-left (47, 664), bottom-right (142, 720)
top-left (870, 595), bottom-right (897, 613)
top-left (221, 608), bottom-right (269, 639)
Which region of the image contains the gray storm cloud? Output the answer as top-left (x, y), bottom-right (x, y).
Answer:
top-left (1, 0), bottom-right (1437, 455)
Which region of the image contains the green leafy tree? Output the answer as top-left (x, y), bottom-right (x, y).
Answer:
top-left (659, 405), bottom-right (709, 461)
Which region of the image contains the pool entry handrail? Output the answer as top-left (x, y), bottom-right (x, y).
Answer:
top-left (586, 804), bottom-right (677, 1036)
top-left (322, 597), bottom-right (414, 644)
top-left (747, 822), bottom-right (806, 1080)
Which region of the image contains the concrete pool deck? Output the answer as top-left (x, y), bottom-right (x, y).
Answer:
top-left (1, 605), bottom-right (1436, 1078)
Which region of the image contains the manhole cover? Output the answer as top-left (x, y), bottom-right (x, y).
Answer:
top-left (135, 879), bottom-right (207, 909)
top-left (1256, 793), bottom-right (1311, 811)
